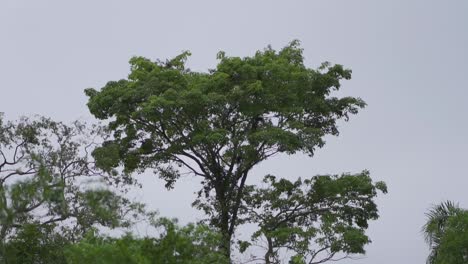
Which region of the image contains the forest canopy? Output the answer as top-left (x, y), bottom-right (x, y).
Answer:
top-left (0, 42), bottom-right (395, 264)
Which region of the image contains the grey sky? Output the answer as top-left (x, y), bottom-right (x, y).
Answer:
top-left (1, 0), bottom-right (468, 263)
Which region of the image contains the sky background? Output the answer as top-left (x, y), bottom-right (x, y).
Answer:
top-left (1, 0), bottom-right (468, 263)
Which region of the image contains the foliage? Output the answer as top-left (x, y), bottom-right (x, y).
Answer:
top-left (239, 171), bottom-right (387, 264)
top-left (423, 201), bottom-right (468, 264)
top-left (434, 211), bottom-right (468, 264)
top-left (64, 218), bottom-right (228, 264)
top-left (2, 224), bottom-right (69, 264)
top-left (2, 217), bottom-right (227, 264)
top-left (85, 40), bottom-right (366, 258)
top-left (0, 115), bottom-right (145, 262)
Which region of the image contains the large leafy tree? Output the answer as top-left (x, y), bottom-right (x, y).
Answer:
top-left (85, 41), bottom-right (366, 258)
top-left (423, 201), bottom-right (468, 264)
top-left (0, 114), bottom-right (145, 262)
top-left (238, 171), bottom-right (387, 264)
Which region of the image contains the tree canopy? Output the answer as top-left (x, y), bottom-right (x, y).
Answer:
top-left (85, 41), bottom-right (366, 258)
top-left (239, 171), bottom-right (387, 264)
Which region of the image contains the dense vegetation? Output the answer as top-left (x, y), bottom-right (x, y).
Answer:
top-left (1, 42), bottom-right (464, 263)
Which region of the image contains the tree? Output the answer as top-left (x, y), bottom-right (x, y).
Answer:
top-left (85, 40), bottom-right (366, 259)
top-left (0, 115), bottom-right (145, 262)
top-left (238, 171), bottom-right (386, 264)
top-left (423, 201), bottom-right (468, 264)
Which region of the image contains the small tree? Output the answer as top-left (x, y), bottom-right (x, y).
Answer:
top-left (85, 40), bottom-right (366, 258)
top-left (239, 171), bottom-right (387, 264)
top-left (0, 114), bottom-right (145, 261)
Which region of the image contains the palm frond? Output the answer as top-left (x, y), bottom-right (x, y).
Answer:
top-left (422, 201), bottom-right (462, 264)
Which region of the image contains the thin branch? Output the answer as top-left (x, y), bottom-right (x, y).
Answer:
top-left (170, 155), bottom-right (205, 177)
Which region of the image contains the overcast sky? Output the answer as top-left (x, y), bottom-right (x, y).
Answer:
top-left (1, 1), bottom-right (468, 263)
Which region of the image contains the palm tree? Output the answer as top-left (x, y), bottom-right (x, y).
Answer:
top-left (422, 201), bottom-right (462, 264)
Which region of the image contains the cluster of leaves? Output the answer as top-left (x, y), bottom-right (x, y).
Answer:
top-left (2, 224), bottom-right (69, 263)
top-left (239, 171), bottom-right (387, 264)
top-left (65, 218), bottom-right (228, 264)
top-left (423, 201), bottom-right (468, 264)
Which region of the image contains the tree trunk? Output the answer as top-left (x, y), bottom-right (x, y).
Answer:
top-left (265, 236), bottom-right (274, 264)
top-left (220, 229), bottom-right (232, 261)
top-left (214, 169), bottom-right (250, 262)
top-left (216, 182), bottom-right (233, 262)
